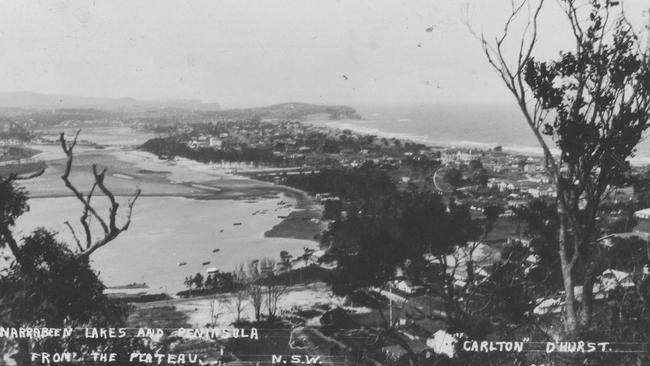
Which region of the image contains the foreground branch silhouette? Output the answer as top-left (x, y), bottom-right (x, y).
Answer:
top-left (59, 130), bottom-right (141, 260)
top-left (0, 130), bottom-right (145, 365)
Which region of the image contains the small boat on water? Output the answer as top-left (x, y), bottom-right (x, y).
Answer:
top-left (212, 248), bottom-right (220, 253)
top-left (233, 222), bottom-right (242, 226)
top-left (177, 262), bottom-right (187, 266)
top-left (202, 261), bottom-right (210, 266)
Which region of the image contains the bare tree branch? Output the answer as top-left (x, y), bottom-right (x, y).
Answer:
top-left (57, 130), bottom-right (141, 260)
top-left (80, 182), bottom-right (97, 248)
top-left (60, 130), bottom-right (109, 234)
top-left (64, 221), bottom-right (84, 252)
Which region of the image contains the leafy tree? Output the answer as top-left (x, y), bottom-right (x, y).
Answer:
top-left (442, 167), bottom-right (463, 189)
top-left (473, 167), bottom-right (490, 186)
top-left (606, 236), bottom-right (649, 273)
top-left (284, 164), bottom-right (396, 206)
top-left (477, 0), bottom-right (650, 334)
top-left (482, 205), bottom-right (504, 239)
top-left (299, 247), bottom-right (315, 266)
top-left (513, 199), bottom-right (565, 289)
top-left (279, 250), bottom-right (293, 268)
top-left (325, 191), bottom-right (485, 333)
top-left (468, 159), bottom-right (483, 172)
top-left (204, 274), bottom-right (214, 289)
top-left (139, 137), bottom-right (284, 166)
top-left (184, 275), bottom-right (194, 289)
top-left (193, 272), bottom-right (204, 289)
top-left (481, 250), bottom-right (535, 323)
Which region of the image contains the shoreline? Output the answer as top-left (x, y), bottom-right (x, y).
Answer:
top-left (10, 139), bottom-right (324, 294)
top-left (314, 119), bottom-right (548, 156)
top-left (316, 118), bottom-right (650, 166)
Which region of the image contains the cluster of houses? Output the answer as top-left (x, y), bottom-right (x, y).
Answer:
top-left (529, 224), bottom-right (650, 316)
top-left (186, 134), bottom-right (226, 150)
top-left (349, 225), bottom-right (649, 362)
top-left (440, 149), bottom-right (477, 164)
top-left (532, 268), bottom-right (638, 315)
top-left (176, 120), bottom-right (306, 152)
top-left (486, 177), bottom-right (555, 198)
top-left (0, 138), bottom-right (24, 146)
top-left (441, 148), bottom-right (545, 175)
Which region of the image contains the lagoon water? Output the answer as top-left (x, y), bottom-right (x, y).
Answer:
top-left (7, 127), bottom-right (319, 295)
top-left (14, 195), bottom-right (316, 294)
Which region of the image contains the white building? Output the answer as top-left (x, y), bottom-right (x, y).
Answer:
top-left (634, 208), bottom-right (650, 220)
top-left (441, 150), bottom-right (475, 164)
top-left (209, 137), bottom-right (223, 149)
top-left (600, 269), bottom-right (635, 291)
top-left (393, 279), bottom-right (425, 295)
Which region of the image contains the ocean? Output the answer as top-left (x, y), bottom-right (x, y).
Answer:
top-left (324, 104), bottom-right (650, 165)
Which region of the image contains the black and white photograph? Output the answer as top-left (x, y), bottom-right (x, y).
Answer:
top-left (1, 0), bottom-right (650, 365)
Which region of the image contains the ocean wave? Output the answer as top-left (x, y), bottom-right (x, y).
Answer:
top-left (324, 120), bottom-right (549, 155)
top-left (323, 118), bottom-right (650, 165)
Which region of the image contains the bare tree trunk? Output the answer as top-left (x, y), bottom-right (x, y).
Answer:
top-left (376, 306), bottom-right (389, 330)
top-left (581, 261), bottom-right (599, 328)
top-left (558, 214), bottom-right (578, 334)
top-left (466, 258), bottom-right (474, 285)
top-left (466, 242), bottom-right (478, 285)
top-left (248, 285), bottom-right (263, 322)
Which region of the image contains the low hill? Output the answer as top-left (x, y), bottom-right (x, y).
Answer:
top-left (0, 93), bottom-right (359, 124)
top-left (210, 102), bottom-right (360, 121)
top-left (0, 92), bottom-right (220, 112)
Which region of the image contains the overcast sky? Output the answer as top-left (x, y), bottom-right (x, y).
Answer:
top-left (0, 0), bottom-right (647, 108)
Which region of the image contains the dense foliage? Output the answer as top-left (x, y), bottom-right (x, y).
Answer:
top-left (284, 163), bottom-right (395, 203)
top-left (139, 137), bottom-right (283, 165)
